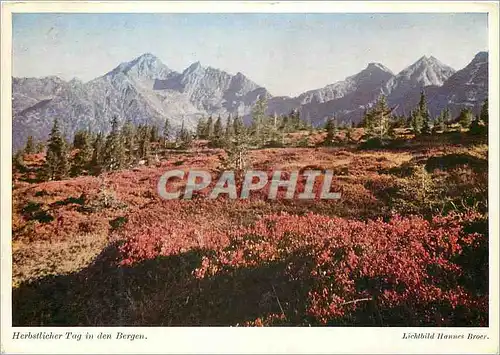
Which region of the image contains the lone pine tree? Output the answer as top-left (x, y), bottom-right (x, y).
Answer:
top-left (364, 95), bottom-right (392, 140)
top-left (324, 117), bottom-right (338, 146)
top-left (419, 91), bottom-right (432, 135)
top-left (102, 116), bottom-right (125, 171)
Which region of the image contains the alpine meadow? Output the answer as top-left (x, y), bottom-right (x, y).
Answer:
top-left (10, 12), bottom-right (490, 327)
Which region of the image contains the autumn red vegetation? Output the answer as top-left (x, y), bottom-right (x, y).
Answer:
top-left (11, 131), bottom-right (488, 326)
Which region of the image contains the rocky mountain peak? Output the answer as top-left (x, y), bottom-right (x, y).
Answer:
top-left (383, 55), bottom-right (455, 97)
top-left (472, 51), bottom-right (488, 63)
top-left (366, 62), bottom-right (394, 74)
top-left (183, 61), bottom-right (204, 75)
top-left (107, 52), bottom-right (173, 80)
top-left (407, 55), bottom-right (454, 76)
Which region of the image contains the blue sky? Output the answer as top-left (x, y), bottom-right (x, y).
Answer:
top-left (12, 13), bottom-right (488, 96)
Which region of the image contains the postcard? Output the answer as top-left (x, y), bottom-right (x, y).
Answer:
top-left (1, 1), bottom-right (498, 354)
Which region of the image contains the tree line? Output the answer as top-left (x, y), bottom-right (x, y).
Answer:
top-left (14, 116), bottom-right (192, 181)
top-left (14, 93), bottom-right (488, 181)
top-left (195, 100), bottom-right (312, 148)
top-left (351, 91), bottom-right (488, 144)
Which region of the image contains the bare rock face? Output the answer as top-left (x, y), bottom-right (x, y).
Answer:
top-left (430, 51), bottom-right (488, 115)
top-left (384, 56), bottom-right (456, 100)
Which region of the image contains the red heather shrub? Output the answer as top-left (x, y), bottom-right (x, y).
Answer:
top-left (116, 202), bottom-right (232, 266)
top-left (23, 209), bottom-right (108, 241)
top-left (191, 212), bottom-right (487, 326)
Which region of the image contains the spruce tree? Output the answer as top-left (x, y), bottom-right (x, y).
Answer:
top-left (362, 109), bottom-right (375, 135)
top-left (392, 115), bottom-right (406, 129)
top-left (251, 97), bottom-right (267, 145)
top-left (225, 114), bottom-right (233, 142)
top-left (364, 95), bottom-right (391, 139)
top-left (163, 118), bottom-right (172, 143)
top-left (137, 125), bottom-right (151, 161)
top-left (443, 107), bottom-right (451, 123)
top-left (480, 99), bottom-right (488, 125)
top-left (268, 112), bottom-right (281, 145)
top-left (212, 115), bottom-right (224, 148)
top-left (90, 132), bottom-right (104, 175)
top-left (323, 117), bottom-right (337, 146)
top-left (458, 108), bottom-right (473, 129)
top-left (149, 124), bottom-right (160, 143)
top-left (205, 116), bottom-right (214, 139)
top-left (387, 120), bottom-right (397, 139)
top-left (121, 118), bottom-right (135, 165)
top-left (13, 150), bottom-right (27, 173)
top-left (418, 91), bottom-right (429, 119)
top-left (222, 116), bottom-right (250, 173)
top-left (281, 114), bottom-right (290, 132)
top-left (73, 130), bottom-right (88, 149)
top-left (410, 110), bottom-right (423, 135)
top-left (442, 107), bottom-right (451, 131)
top-left (43, 118), bottom-right (69, 180)
top-left (469, 114), bottom-right (483, 135)
top-left (421, 114), bottom-right (432, 135)
top-left (24, 136), bottom-right (35, 155)
top-left (177, 121), bottom-right (193, 149)
top-left (376, 95), bottom-right (392, 139)
top-left (196, 117), bottom-right (207, 139)
top-left (433, 111), bottom-right (446, 133)
top-left (418, 91), bottom-right (432, 135)
top-left (102, 116), bottom-right (125, 171)
top-left (290, 109), bottom-right (301, 130)
top-left (480, 99), bottom-right (488, 136)
top-left (35, 141), bottom-right (45, 154)
top-left (233, 115), bottom-right (244, 136)
top-left (360, 109), bottom-right (369, 129)
top-left (71, 130), bottom-right (92, 176)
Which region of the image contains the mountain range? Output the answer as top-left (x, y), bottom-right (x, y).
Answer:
top-left (12, 51), bottom-right (488, 150)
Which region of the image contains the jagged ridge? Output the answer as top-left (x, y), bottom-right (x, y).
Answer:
top-left (12, 52), bottom-right (488, 150)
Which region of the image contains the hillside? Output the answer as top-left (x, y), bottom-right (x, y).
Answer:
top-left (12, 129), bottom-right (489, 326)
